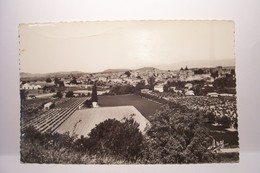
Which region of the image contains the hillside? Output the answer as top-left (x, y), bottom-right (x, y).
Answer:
top-left (20, 71), bottom-right (85, 80)
top-left (103, 69), bottom-right (130, 73)
top-left (156, 59), bottom-right (235, 71)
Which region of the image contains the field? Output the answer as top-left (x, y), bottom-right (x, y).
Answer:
top-left (55, 106), bottom-right (149, 137)
top-left (98, 94), bottom-right (162, 121)
top-left (22, 97), bottom-right (89, 133)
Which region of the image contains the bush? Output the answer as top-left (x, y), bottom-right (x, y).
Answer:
top-left (84, 100), bottom-right (92, 108)
top-left (216, 116), bottom-right (232, 128)
top-left (204, 112), bottom-right (215, 124)
top-left (142, 106), bottom-right (215, 164)
top-left (109, 85), bottom-right (135, 95)
top-left (66, 91), bottom-right (74, 97)
top-left (76, 117), bottom-right (144, 161)
top-left (55, 91), bottom-right (63, 98)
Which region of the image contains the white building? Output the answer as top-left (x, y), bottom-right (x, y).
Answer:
top-left (154, 85), bottom-right (164, 92)
top-left (185, 90), bottom-right (195, 96)
top-left (21, 83), bottom-right (41, 90)
top-left (185, 83), bottom-right (193, 90)
top-left (43, 102), bottom-right (53, 110)
top-left (207, 92), bottom-right (219, 97)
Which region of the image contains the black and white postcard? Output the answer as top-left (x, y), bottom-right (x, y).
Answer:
top-left (19, 21), bottom-right (239, 164)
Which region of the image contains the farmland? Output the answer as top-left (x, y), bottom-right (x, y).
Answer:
top-left (21, 94), bottom-right (159, 135)
top-left (98, 94), bottom-right (162, 121)
top-left (22, 97), bottom-right (89, 133)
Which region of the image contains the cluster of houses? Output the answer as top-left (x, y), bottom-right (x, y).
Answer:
top-left (20, 66), bottom-right (235, 99)
top-left (141, 66), bottom-right (235, 96)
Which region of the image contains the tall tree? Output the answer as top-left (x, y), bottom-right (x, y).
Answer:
top-left (54, 78), bottom-right (60, 86)
top-left (148, 76), bottom-right (156, 90)
top-left (210, 70), bottom-right (219, 79)
top-left (70, 76), bottom-right (78, 84)
top-left (91, 83), bottom-right (98, 102)
top-left (125, 71), bottom-right (131, 77)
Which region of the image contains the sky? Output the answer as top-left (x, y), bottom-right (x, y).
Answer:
top-left (19, 21), bottom-right (235, 73)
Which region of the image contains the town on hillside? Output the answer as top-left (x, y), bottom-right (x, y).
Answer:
top-left (20, 65), bottom-right (236, 98)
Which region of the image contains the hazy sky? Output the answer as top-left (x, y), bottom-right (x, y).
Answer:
top-left (19, 21), bottom-right (235, 73)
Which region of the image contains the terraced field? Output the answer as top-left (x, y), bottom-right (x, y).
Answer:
top-left (22, 97), bottom-right (89, 133)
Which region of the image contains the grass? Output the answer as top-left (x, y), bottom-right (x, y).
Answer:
top-left (98, 94), bottom-right (162, 121)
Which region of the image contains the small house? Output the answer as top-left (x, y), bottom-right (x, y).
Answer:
top-left (44, 102), bottom-right (53, 111)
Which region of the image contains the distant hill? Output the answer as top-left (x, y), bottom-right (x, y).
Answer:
top-left (20, 71), bottom-right (85, 79)
top-left (103, 69), bottom-right (130, 73)
top-left (20, 72), bottom-right (46, 78)
top-left (20, 59), bottom-right (235, 80)
top-left (155, 59), bottom-right (235, 71)
top-left (136, 67), bottom-right (158, 71)
top-left (135, 67), bottom-right (166, 73)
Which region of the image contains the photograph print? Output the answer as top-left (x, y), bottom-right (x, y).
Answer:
top-left (19, 20), bottom-right (239, 164)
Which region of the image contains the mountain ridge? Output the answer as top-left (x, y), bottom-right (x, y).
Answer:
top-left (21, 59), bottom-right (235, 78)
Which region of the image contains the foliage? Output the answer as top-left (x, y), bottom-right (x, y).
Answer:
top-left (21, 119), bottom-right (144, 163)
top-left (135, 80), bottom-right (146, 92)
top-left (66, 91), bottom-right (74, 97)
top-left (70, 76), bottom-right (78, 85)
top-left (142, 105), bottom-right (215, 164)
top-left (216, 116), bottom-right (232, 128)
top-left (55, 91), bottom-right (63, 98)
top-left (163, 81), bottom-right (186, 92)
top-left (50, 88), bottom-right (56, 93)
top-left (213, 74), bottom-right (236, 89)
top-left (193, 85), bottom-right (214, 96)
top-left (125, 71), bottom-right (131, 77)
top-left (20, 89), bottom-right (28, 100)
top-left (46, 78), bottom-right (52, 83)
top-left (75, 117), bottom-right (144, 161)
top-left (91, 83), bottom-right (98, 102)
top-left (194, 68), bottom-right (204, 74)
top-left (54, 77), bottom-right (60, 86)
top-left (84, 99), bottom-right (92, 108)
top-left (210, 70), bottom-right (219, 79)
top-left (109, 84), bottom-right (135, 95)
top-left (203, 112), bottom-right (216, 124)
top-left (148, 76), bottom-right (156, 90)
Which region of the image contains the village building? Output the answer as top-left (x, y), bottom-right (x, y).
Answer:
top-left (43, 102), bottom-right (53, 111)
top-left (98, 76), bottom-right (108, 82)
top-left (141, 89), bottom-right (152, 94)
top-left (207, 92), bottom-right (219, 97)
top-left (178, 69), bottom-right (195, 81)
top-left (185, 90), bottom-right (195, 96)
top-left (185, 83), bottom-right (193, 90)
top-left (154, 85), bottom-right (164, 92)
top-left (21, 83), bottom-right (42, 90)
top-left (110, 78), bottom-right (123, 83)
